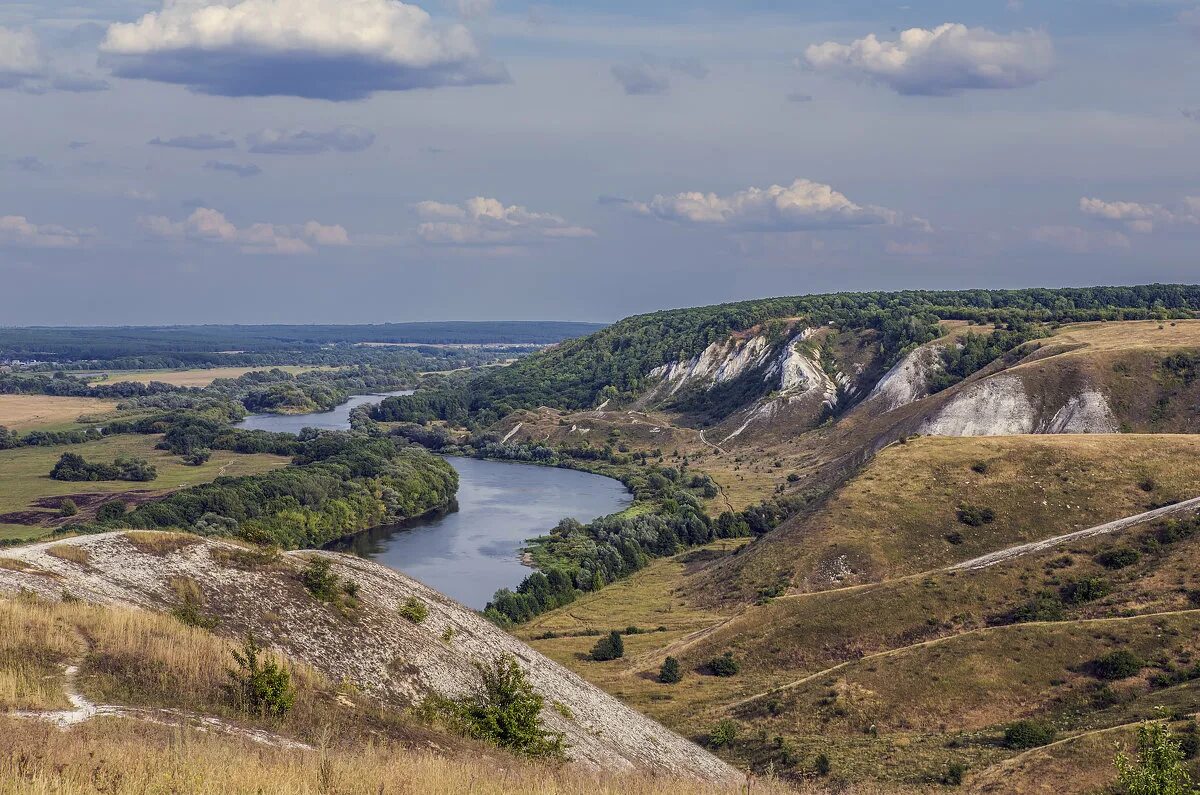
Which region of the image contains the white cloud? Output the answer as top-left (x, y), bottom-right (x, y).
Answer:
top-left (1030, 225), bottom-right (1130, 253)
top-left (444, 0), bottom-right (492, 19)
top-left (247, 126), bottom-right (375, 154)
top-left (0, 27), bottom-right (45, 86)
top-left (140, 207), bottom-right (349, 255)
top-left (149, 133), bottom-right (238, 150)
top-left (100, 0), bottom-right (509, 100)
top-left (1080, 196), bottom-right (1200, 234)
top-left (0, 26), bottom-right (110, 94)
top-left (0, 215), bottom-right (87, 248)
top-left (626, 178), bottom-right (919, 231)
top-left (804, 23), bottom-right (1053, 96)
top-left (414, 196), bottom-right (595, 245)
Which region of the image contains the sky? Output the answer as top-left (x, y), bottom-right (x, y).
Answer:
top-left (2, 0), bottom-right (1200, 325)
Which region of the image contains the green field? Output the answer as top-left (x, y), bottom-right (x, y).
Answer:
top-left (0, 434), bottom-right (289, 541)
top-left (74, 365), bottom-right (331, 387)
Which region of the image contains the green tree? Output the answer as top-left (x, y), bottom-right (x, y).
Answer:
top-left (1116, 720), bottom-right (1197, 795)
top-left (591, 631), bottom-right (624, 661)
top-left (58, 498), bottom-right (78, 518)
top-left (659, 656), bottom-right (682, 684)
top-left (224, 635), bottom-right (294, 719)
top-left (451, 654), bottom-right (566, 760)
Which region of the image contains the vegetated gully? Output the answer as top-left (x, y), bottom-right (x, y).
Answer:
top-left (235, 392), bottom-right (632, 609)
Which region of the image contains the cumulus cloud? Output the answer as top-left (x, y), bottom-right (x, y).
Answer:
top-left (625, 178), bottom-right (922, 232)
top-left (414, 196), bottom-right (595, 245)
top-left (140, 207), bottom-right (349, 254)
top-left (150, 133), bottom-right (237, 151)
top-left (0, 215), bottom-right (88, 248)
top-left (1030, 225), bottom-right (1130, 253)
top-left (100, 0), bottom-right (509, 101)
top-left (0, 26), bottom-right (110, 94)
top-left (246, 126), bottom-right (375, 154)
top-left (1079, 196), bottom-right (1200, 234)
top-left (611, 55), bottom-right (708, 95)
top-left (204, 160), bottom-right (262, 177)
top-left (804, 23), bottom-right (1053, 96)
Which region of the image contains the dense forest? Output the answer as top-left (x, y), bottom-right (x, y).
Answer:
top-left (0, 321), bottom-right (604, 364)
top-left (372, 285), bottom-right (1200, 428)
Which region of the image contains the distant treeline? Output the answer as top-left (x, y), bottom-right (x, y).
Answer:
top-left (371, 284), bottom-right (1200, 428)
top-left (0, 321), bottom-right (605, 361)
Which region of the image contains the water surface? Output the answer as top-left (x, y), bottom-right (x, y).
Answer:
top-left (236, 391), bottom-right (632, 608)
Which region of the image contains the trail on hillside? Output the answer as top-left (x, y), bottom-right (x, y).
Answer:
top-left (9, 660), bottom-right (313, 751)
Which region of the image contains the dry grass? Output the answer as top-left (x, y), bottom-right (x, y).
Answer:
top-left (1019, 319), bottom-right (1200, 362)
top-left (0, 395), bottom-right (118, 432)
top-left (0, 719), bottom-right (836, 795)
top-left (122, 531), bottom-right (200, 556)
top-left (45, 545), bottom-right (90, 566)
top-left (0, 597), bottom-right (82, 710)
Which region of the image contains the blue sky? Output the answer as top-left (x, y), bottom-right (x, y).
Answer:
top-left (2, 0), bottom-right (1199, 324)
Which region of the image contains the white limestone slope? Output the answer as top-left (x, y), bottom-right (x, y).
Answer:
top-left (918, 375), bottom-right (1118, 437)
top-left (866, 345), bottom-right (942, 413)
top-left (0, 533), bottom-right (739, 784)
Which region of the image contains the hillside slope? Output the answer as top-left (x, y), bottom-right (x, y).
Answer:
top-left (0, 531), bottom-right (738, 783)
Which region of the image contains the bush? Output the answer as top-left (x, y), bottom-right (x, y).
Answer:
top-left (183, 448), bottom-right (212, 466)
top-left (815, 753), bottom-right (831, 776)
top-left (96, 500), bottom-right (127, 522)
top-left (445, 654), bottom-right (566, 759)
top-left (708, 651), bottom-right (740, 677)
top-left (58, 498), bottom-right (78, 518)
top-left (943, 761), bottom-right (968, 786)
top-left (1096, 548), bottom-right (1140, 570)
top-left (1004, 720), bottom-right (1056, 749)
top-left (1061, 576), bottom-right (1112, 605)
top-left (708, 719), bottom-right (738, 748)
top-left (1093, 650), bottom-right (1145, 681)
top-left (1116, 720), bottom-right (1194, 794)
top-left (1003, 592), bottom-right (1065, 624)
top-left (590, 631), bottom-right (624, 661)
top-left (224, 635), bottom-right (294, 718)
top-left (300, 557), bottom-right (341, 601)
top-left (399, 597), bottom-right (429, 624)
top-left (659, 656), bottom-right (682, 684)
top-left (956, 505), bottom-right (996, 527)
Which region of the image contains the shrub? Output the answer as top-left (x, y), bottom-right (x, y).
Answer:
top-left (943, 761), bottom-right (968, 786)
top-left (445, 654), bottom-right (566, 760)
top-left (1004, 720), bottom-right (1056, 749)
top-left (58, 498), bottom-right (78, 518)
top-left (300, 557), bottom-right (340, 601)
top-left (96, 500), bottom-right (127, 522)
top-left (183, 448), bottom-right (212, 466)
top-left (815, 753), bottom-right (831, 776)
top-left (399, 597), bottom-right (429, 624)
top-left (1061, 576), bottom-right (1112, 605)
top-left (590, 631), bottom-right (624, 661)
top-left (956, 505), bottom-right (995, 527)
top-left (708, 651), bottom-right (741, 677)
top-left (1093, 650), bottom-right (1145, 681)
top-left (659, 656), bottom-right (683, 684)
top-left (970, 461), bottom-right (989, 474)
top-left (224, 635), bottom-right (294, 719)
top-left (1001, 592), bottom-right (1064, 624)
top-left (1115, 720), bottom-right (1194, 794)
top-left (708, 719), bottom-right (738, 748)
top-left (1097, 548), bottom-right (1140, 570)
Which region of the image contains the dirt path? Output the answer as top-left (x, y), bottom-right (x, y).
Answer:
top-left (949, 495), bottom-right (1200, 571)
top-left (9, 661), bottom-right (312, 750)
top-left (697, 429), bottom-right (727, 456)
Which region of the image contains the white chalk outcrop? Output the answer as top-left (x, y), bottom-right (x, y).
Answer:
top-left (867, 345), bottom-right (942, 413)
top-left (919, 375), bottom-right (1118, 437)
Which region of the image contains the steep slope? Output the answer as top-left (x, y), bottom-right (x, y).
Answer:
top-left (0, 531), bottom-right (738, 783)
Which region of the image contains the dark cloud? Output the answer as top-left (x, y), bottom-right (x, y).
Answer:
top-left (246, 126), bottom-right (375, 155)
top-left (204, 160), bottom-right (262, 178)
top-left (787, 92), bottom-right (814, 103)
top-left (50, 72), bottom-right (111, 93)
top-left (12, 156), bottom-right (50, 173)
top-left (149, 134), bottom-right (237, 151)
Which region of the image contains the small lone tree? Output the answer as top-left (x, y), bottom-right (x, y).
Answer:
top-left (1115, 719), bottom-right (1195, 795)
top-left (659, 656), bottom-right (683, 684)
top-left (590, 631), bottom-right (624, 661)
top-left (451, 654), bottom-right (566, 760)
top-left (225, 635), bottom-right (294, 719)
top-left (708, 651), bottom-right (741, 677)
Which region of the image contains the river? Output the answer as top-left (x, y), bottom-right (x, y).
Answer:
top-left (235, 392), bottom-right (632, 608)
